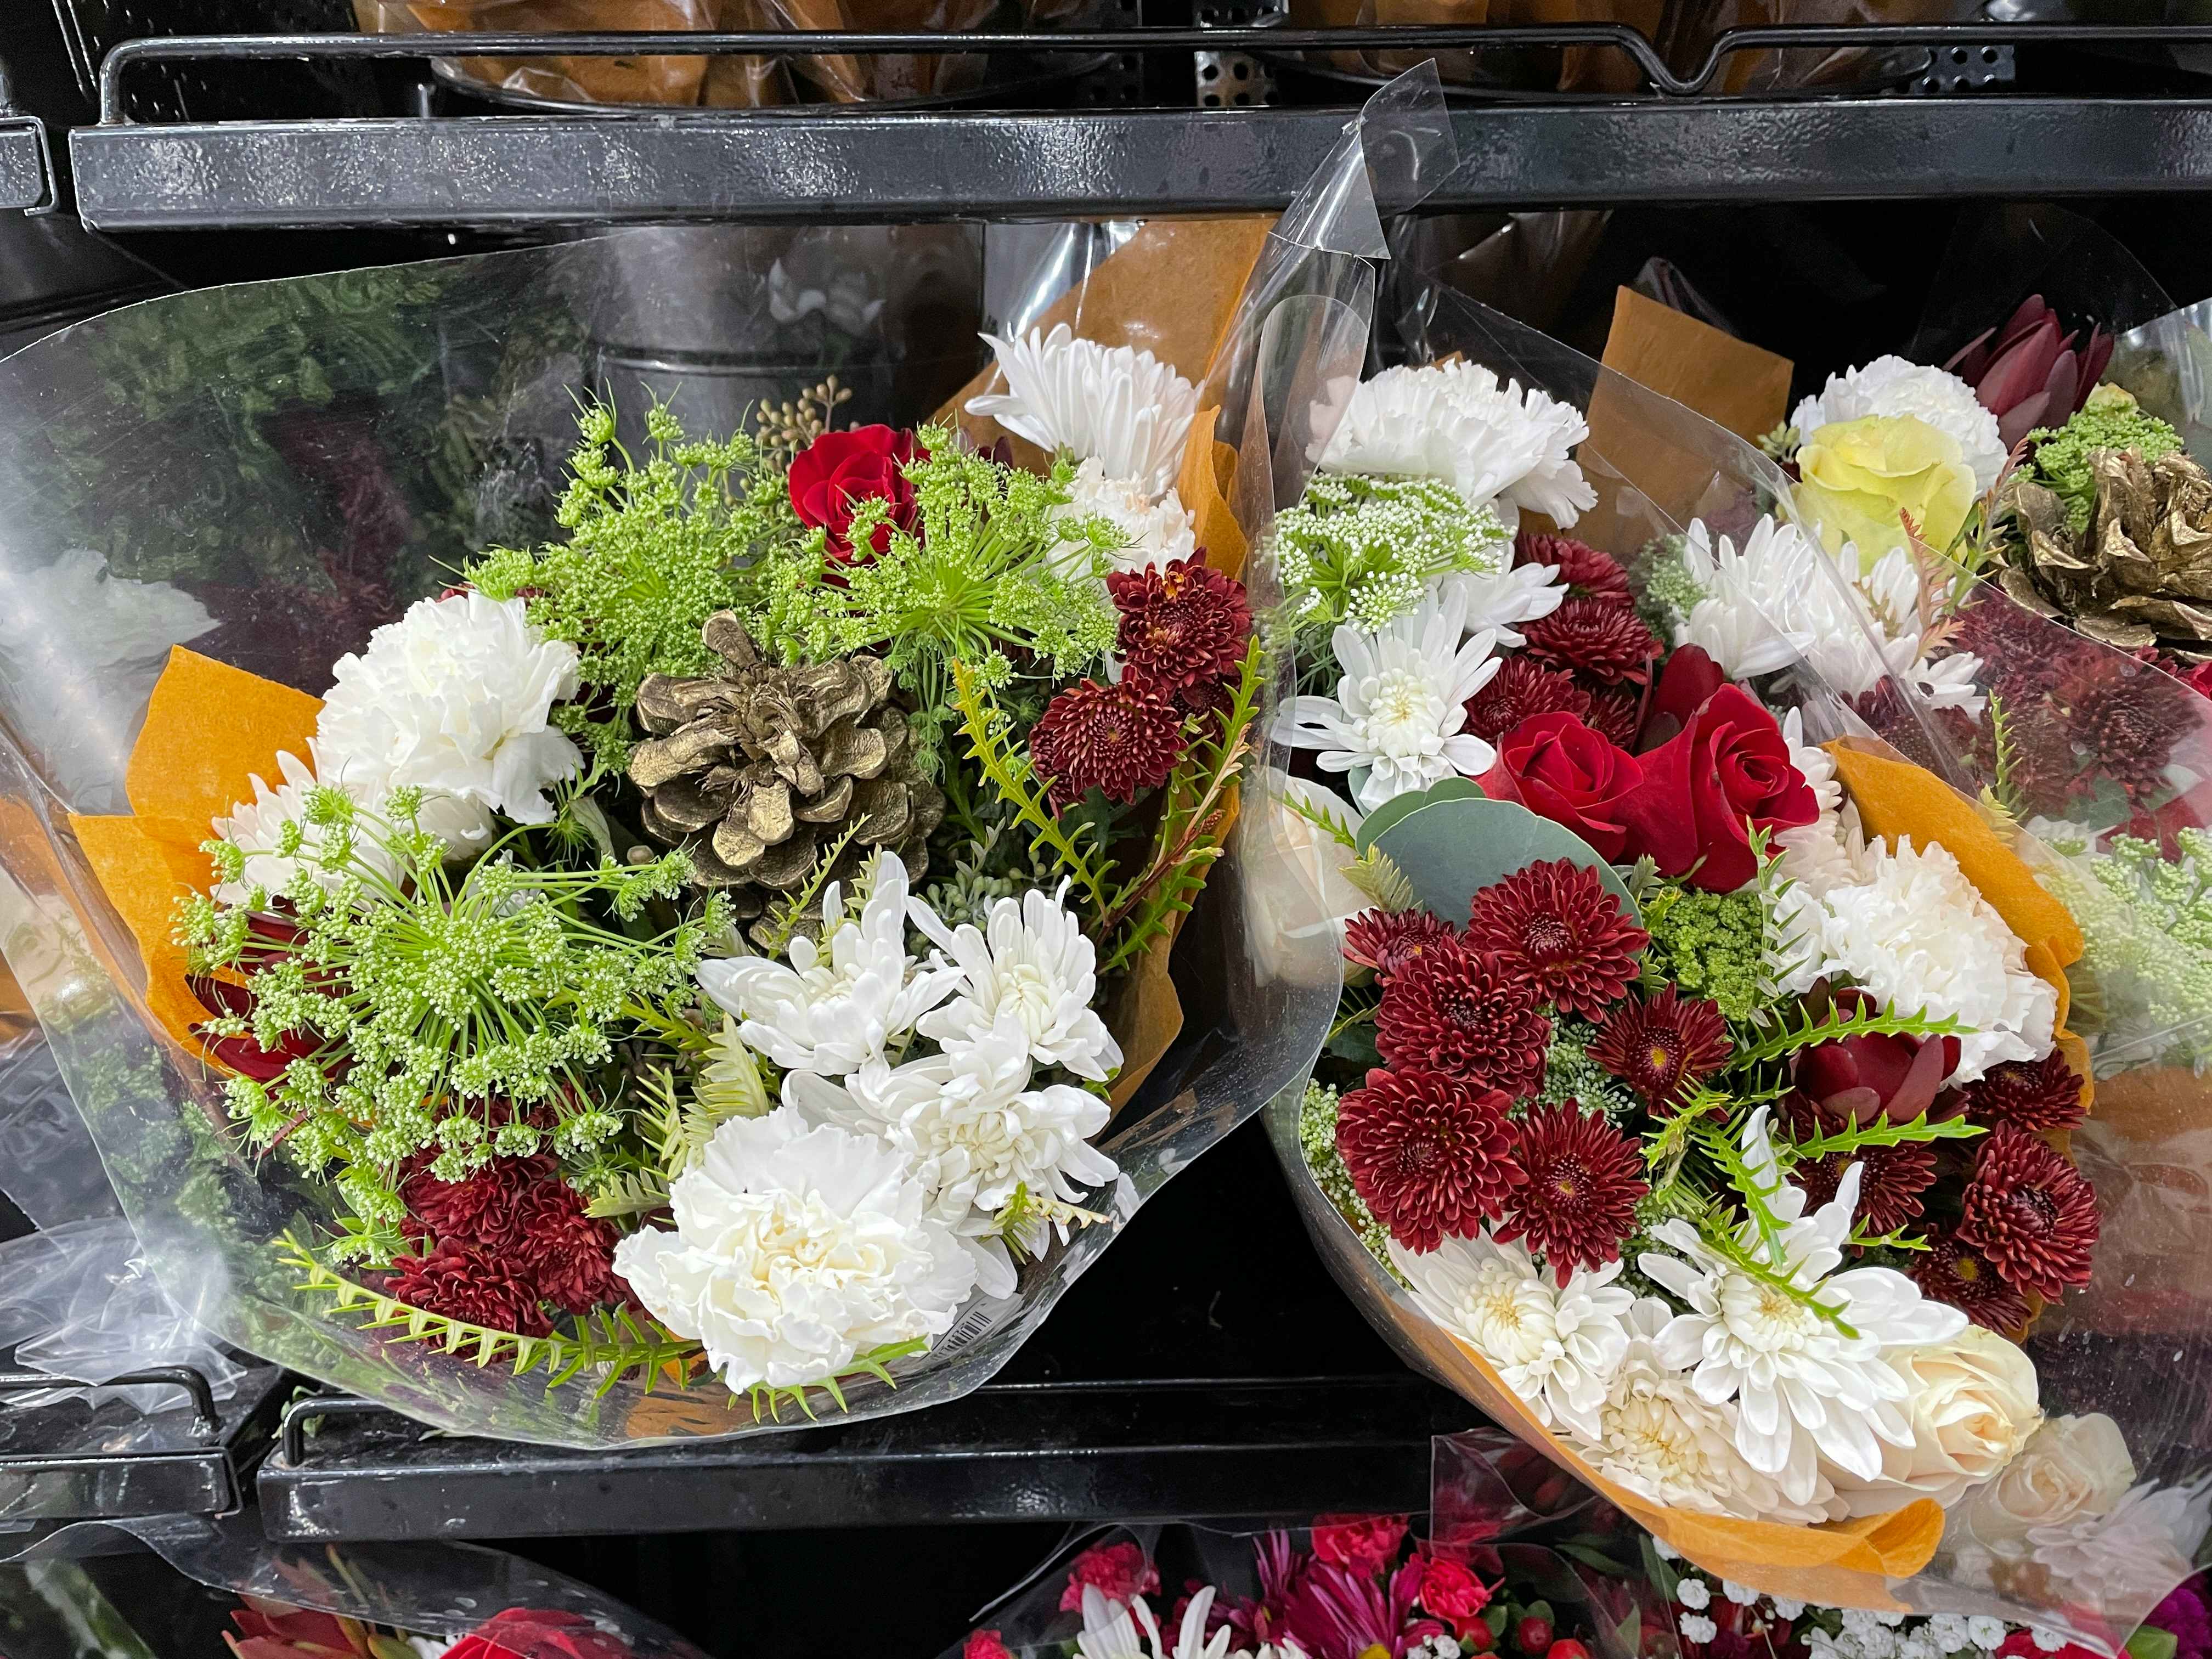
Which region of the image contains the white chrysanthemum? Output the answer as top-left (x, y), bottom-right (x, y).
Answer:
top-left (1674, 517), bottom-right (1824, 679)
top-left (1570, 1297), bottom-right (1840, 1523)
top-left (697, 853), bottom-right (962, 1076)
top-left (211, 744), bottom-right (403, 903)
top-left (1815, 836), bottom-right (2058, 1081)
top-left (1315, 361), bottom-right (1595, 526)
top-left (1275, 588), bottom-right (1503, 812)
top-left (1639, 1108), bottom-right (1970, 1504)
top-left (611, 1110), bottom-right (978, 1393)
top-left (1390, 1231), bottom-right (1633, 1441)
top-left (1797, 545), bottom-right (1987, 715)
top-left (910, 879), bottom-right (1120, 1082)
top-left (968, 324), bottom-right (1199, 501)
top-left (1792, 357), bottom-right (2008, 495)
top-left (1583, 1309), bottom-right (1840, 1531)
top-left (1078, 1586), bottom-right (1237, 1659)
top-left (314, 592), bottom-right (582, 828)
top-left (1056, 457), bottom-right (1198, 573)
top-left (1438, 560), bottom-right (1569, 646)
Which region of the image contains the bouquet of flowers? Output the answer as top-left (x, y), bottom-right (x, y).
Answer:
top-left (0, 217), bottom-right (1351, 1447)
top-left (1256, 244), bottom-right (2212, 1636)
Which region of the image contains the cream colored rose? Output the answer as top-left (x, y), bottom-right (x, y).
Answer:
top-left (1243, 771), bottom-right (1370, 988)
top-left (1960, 1413), bottom-right (2136, 1548)
top-left (1827, 1326), bottom-right (2043, 1515)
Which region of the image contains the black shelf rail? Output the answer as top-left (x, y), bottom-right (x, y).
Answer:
top-left (0, 62), bottom-right (56, 216)
top-left (259, 1375), bottom-right (1475, 1541)
top-left (64, 26), bottom-right (2212, 228)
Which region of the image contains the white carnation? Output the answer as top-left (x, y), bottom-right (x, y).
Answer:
top-left (612, 1110), bottom-right (977, 1393)
top-left (910, 879), bottom-right (1120, 1081)
top-left (315, 592), bottom-right (582, 830)
top-left (1814, 836), bottom-right (2058, 1081)
top-left (968, 324), bottom-right (1198, 500)
top-left (1056, 457), bottom-right (1198, 574)
top-left (1792, 357), bottom-right (2007, 495)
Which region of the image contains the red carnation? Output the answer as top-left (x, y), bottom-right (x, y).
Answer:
top-left (1466, 858), bottom-right (1647, 1020)
top-left (1344, 907), bottom-right (1455, 983)
top-left (1495, 1101), bottom-right (1647, 1284)
top-left (1312, 1513), bottom-right (1410, 1576)
top-left (444, 1609), bottom-right (635, 1659)
top-left (1616, 685), bottom-right (1818, 893)
top-left (1107, 556), bottom-right (1251, 708)
top-left (1029, 675), bottom-right (1185, 810)
top-left (1518, 598), bottom-right (1659, 686)
top-left (1060, 1542), bottom-right (1160, 1612)
top-left (1336, 1068), bottom-right (1525, 1251)
top-left (1476, 713), bottom-right (1644, 862)
top-left (1514, 531), bottom-right (1633, 608)
top-left (963, 1634), bottom-right (1014, 1659)
top-left (1589, 987), bottom-right (1733, 1112)
top-left (382, 1239), bottom-right (552, 1338)
top-left (1959, 1051), bottom-right (2086, 1133)
top-left (1911, 1227), bottom-right (2032, 1334)
top-left (1956, 1124), bottom-right (2101, 1300)
top-left (1417, 1556), bottom-right (1493, 1621)
top-left (788, 425), bottom-right (925, 562)
top-left (1375, 938), bottom-right (1551, 1099)
top-left (512, 1178), bottom-right (627, 1314)
top-left (1463, 656), bottom-right (1592, 744)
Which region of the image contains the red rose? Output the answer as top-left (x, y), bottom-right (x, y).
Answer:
top-left (1637, 644), bottom-right (1725, 751)
top-left (444, 1610), bottom-right (633, 1659)
top-left (1476, 713), bottom-right (1644, 861)
top-left (788, 425), bottom-right (925, 561)
top-left (1311, 1513), bottom-right (1408, 1576)
top-left (1616, 685), bottom-right (1817, 891)
top-left (1417, 1556), bottom-right (1493, 1621)
top-left (1059, 1541), bottom-right (1160, 1612)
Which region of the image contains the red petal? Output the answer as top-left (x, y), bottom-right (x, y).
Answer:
top-left (1945, 324), bottom-right (1996, 382)
top-left (2042, 348), bottom-right (2080, 426)
top-left (2079, 329), bottom-right (2114, 404)
top-left (1978, 317), bottom-right (2063, 415)
top-left (1999, 394), bottom-right (2053, 450)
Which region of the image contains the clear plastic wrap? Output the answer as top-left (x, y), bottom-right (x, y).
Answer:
top-left (1271, 272), bottom-right (2212, 1643)
top-left (0, 202), bottom-right (1400, 1449)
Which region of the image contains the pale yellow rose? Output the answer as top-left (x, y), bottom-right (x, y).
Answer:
top-left (1827, 1325), bottom-right (2044, 1516)
top-left (1796, 413), bottom-right (1978, 563)
top-left (1960, 1412), bottom-right (2136, 1548)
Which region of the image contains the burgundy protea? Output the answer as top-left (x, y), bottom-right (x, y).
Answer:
top-left (1582, 685), bottom-right (1645, 749)
top-left (1588, 986), bottom-right (1732, 1112)
top-left (1514, 530), bottom-right (1634, 608)
top-left (1793, 989), bottom-right (1962, 1128)
top-left (1463, 656), bottom-right (1592, 744)
top-left (1946, 293), bottom-right (2112, 449)
top-left (1107, 556), bottom-right (1252, 708)
top-left (1029, 674), bottom-right (1186, 810)
top-left (1912, 1227), bottom-right (2033, 1334)
top-left (1342, 907), bottom-right (1455, 983)
top-left (1465, 858), bottom-right (1648, 1020)
top-left (512, 1178), bottom-right (627, 1314)
top-left (382, 1239), bottom-right (552, 1338)
top-left (1374, 938), bottom-right (1551, 1098)
top-left (1956, 1124), bottom-right (2102, 1300)
top-left (2052, 655), bottom-right (2193, 797)
top-left (1518, 599), bottom-right (1660, 686)
top-left (1959, 1051), bottom-right (2086, 1133)
top-left (1779, 1094), bottom-right (1937, 1236)
top-left (1494, 1100), bottom-right (1647, 1284)
top-left (1335, 1067), bottom-right (1525, 1251)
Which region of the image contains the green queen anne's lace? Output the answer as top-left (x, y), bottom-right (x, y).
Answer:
top-left (1273, 473), bottom-right (1508, 656)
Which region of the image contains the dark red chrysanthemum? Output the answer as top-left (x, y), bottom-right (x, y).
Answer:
top-left (1960, 1052), bottom-right (2086, 1133)
top-left (1462, 656), bottom-right (1593, 744)
top-left (1466, 858), bottom-right (1648, 1020)
top-left (512, 1179), bottom-right (627, 1314)
top-left (1779, 1095), bottom-right (1937, 1236)
top-left (1107, 556), bottom-right (1252, 707)
top-left (1494, 1100), bottom-right (1647, 1284)
top-left (1957, 1124), bottom-right (2101, 1300)
top-left (1514, 530), bottom-right (1635, 608)
top-left (2052, 656), bottom-right (2193, 797)
top-left (1582, 685), bottom-right (1645, 749)
top-left (1375, 938), bottom-right (1551, 1098)
top-left (1343, 907), bottom-right (1455, 983)
top-left (400, 1152), bottom-right (557, 1250)
top-left (1029, 675), bottom-right (1186, 810)
top-left (1911, 1227), bottom-right (2033, 1334)
top-left (1517, 599), bottom-right (1660, 686)
top-left (1588, 987), bottom-right (1733, 1112)
top-left (1335, 1067), bottom-right (1525, 1251)
top-left (382, 1239), bottom-right (552, 1337)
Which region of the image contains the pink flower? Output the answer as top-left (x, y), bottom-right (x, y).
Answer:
top-left (1310, 1514), bottom-right (1409, 1577)
top-left (1060, 1541), bottom-right (1161, 1612)
top-left (963, 1633), bottom-right (1014, 1659)
top-left (1418, 1556), bottom-right (1493, 1622)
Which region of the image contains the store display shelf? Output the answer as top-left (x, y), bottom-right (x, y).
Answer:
top-left (0, 117), bottom-right (50, 215)
top-left (64, 25), bottom-right (2212, 230)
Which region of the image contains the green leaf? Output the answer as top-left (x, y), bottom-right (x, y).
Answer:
top-left (2131, 1627), bottom-right (2181, 1659)
top-left (1782, 1109), bottom-right (1984, 1161)
top-left (1367, 792), bottom-right (1639, 926)
top-left (1640, 1533), bottom-right (1682, 1602)
top-left (1353, 776), bottom-right (1486, 853)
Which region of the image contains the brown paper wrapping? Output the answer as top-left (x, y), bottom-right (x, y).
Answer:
top-left (1600, 287), bottom-right (1794, 444)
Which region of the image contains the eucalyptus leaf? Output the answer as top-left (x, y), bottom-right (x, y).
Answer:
top-left (1370, 794), bottom-right (1640, 924)
top-left (1353, 775), bottom-right (1486, 854)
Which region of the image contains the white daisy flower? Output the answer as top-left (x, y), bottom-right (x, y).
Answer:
top-left (1638, 1108), bottom-right (1969, 1505)
top-left (1792, 357), bottom-right (2008, 495)
top-left (968, 324), bottom-right (1199, 500)
top-left (697, 852), bottom-right (961, 1076)
top-left (1078, 1586), bottom-right (1235, 1659)
top-left (910, 879), bottom-right (1120, 1081)
top-left (1275, 588), bottom-right (1503, 812)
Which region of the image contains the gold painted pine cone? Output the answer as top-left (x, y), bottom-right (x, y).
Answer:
top-left (627, 612), bottom-right (945, 925)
